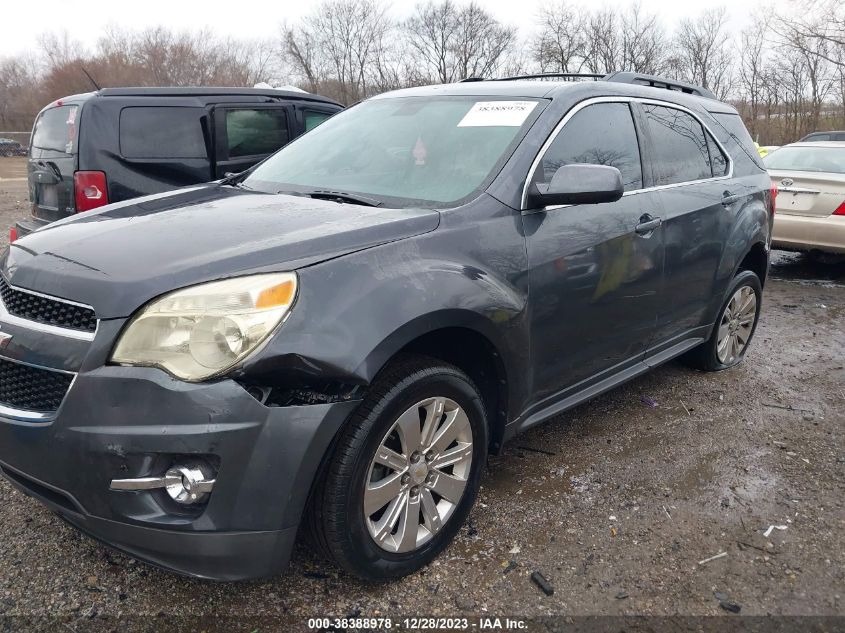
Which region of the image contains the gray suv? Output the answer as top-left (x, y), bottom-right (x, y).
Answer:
top-left (0, 72), bottom-right (773, 581)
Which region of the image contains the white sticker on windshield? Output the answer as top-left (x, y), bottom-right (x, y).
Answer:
top-left (457, 101), bottom-right (537, 127)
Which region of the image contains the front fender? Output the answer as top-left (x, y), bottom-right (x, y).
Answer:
top-left (240, 196), bottom-right (531, 415)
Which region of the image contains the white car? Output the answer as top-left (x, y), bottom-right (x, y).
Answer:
top-left (764, 141), bottom-right (845, 255)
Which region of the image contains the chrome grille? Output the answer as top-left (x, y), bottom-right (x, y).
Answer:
top-left (0, 357), bottom-right (74, 413)
top-left (0, 276), bottom-right (97, 333)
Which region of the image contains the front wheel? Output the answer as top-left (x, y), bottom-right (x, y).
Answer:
top-left (682, 270), bottom-right (762, 371)
top-left (310, 355), bottom-right (488, 580)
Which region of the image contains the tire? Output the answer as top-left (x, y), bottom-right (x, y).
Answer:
top-left (310, 354), bottom-right (488, 581)
top-left (682, 270), bottom-right (762, 372)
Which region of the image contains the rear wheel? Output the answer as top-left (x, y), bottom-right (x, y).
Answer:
top-left (682, 270), bottom-right (762, 371)
top-left (310, 355), bottom-right (487, 580)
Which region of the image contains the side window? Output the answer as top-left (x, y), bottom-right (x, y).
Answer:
top-left (534, 102), bottom-right (643, 192)
top-left (225, 109), bottom-right (289, 158)
top-left (706, 133), bottom-right (729, 176)
top-left (642, 104), bottom-right (711, 186)
top-left (303, 110), bottom-right (333, 132)
top-left (120, 107), bottom-right (206, 159)
top-left (712, 112), bottom-right (765, 169)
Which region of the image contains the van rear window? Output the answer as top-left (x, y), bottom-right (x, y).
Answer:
top-left (32, 105), bottom-right (78, 154)
top-left (120, 107), bottom-right (207, 159)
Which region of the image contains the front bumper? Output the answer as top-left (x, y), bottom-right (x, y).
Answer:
top-left (772, 212), bottom-right (845, 254)
top-left (0, 365), bottom-right (360, 580)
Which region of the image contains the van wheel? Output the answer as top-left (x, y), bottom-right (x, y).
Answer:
top-left (310, 355), bottom-right (488, 581)
top-left (682, 270), bottom-right (762, 371)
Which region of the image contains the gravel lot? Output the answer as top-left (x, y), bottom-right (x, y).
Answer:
top-left (0, 157), bottom-right (843, 630)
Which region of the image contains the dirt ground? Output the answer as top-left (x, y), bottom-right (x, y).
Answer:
top-left (0, 157), bottom-right (842, 631)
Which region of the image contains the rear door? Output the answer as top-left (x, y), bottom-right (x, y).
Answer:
top-left (639, 102), bottom-right (734, 343)
top-left (115, 105), bottom-right (212, 200)
top-left (211, 104), bottom-right (292, 178)
top-left (28, 104), bottom-right (79, 223)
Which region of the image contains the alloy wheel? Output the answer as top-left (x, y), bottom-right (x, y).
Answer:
top-left (716, 285), bottom-right (757, 365)
top-left (364, 397), bottom-right (474, 553)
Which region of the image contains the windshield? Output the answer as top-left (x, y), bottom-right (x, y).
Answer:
top-left (243, 96), bottom-right (543, 207)
top-left (764, 145), bottom-right (845, 174)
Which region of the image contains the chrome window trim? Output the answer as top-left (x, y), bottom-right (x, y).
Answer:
top-left (0, 274), bottom-right (97, 341)
top-left (520, 96), bottom-right (735, 211)
top-left (0, 354), bottom-right (77, 424)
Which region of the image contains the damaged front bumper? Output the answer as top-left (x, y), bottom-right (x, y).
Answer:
top-left (0, 364), bottom-right (359, 580)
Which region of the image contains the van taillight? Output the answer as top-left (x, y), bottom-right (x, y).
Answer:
top-left (833, 201), bottom-right (845, 216)
top-left (74, 171), bottom-right (108, 212)
top-left (9, 227), bottom-right (17, 243)
top-left (769, 182), bottom-right (778, 215)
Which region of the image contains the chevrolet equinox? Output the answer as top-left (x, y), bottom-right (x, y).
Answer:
top-left (0, 72), bottom-right (774, 581)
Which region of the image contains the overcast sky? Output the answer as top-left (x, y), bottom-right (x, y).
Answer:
top-left (2, 0), bottom-right (785, 58)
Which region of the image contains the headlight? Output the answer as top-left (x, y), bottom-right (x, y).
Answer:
top-left (111, 273), bottom-right (297, 381)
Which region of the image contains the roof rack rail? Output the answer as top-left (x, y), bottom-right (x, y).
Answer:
top-left (491, 73), bottom-right (605, 82)
top-left (458, 71), bottom-right (717, 99)
top-left (602, 71), bottom-right (715, 99)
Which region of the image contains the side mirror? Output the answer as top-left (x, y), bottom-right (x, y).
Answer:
top-left (526, 164), bottom-right (624, 209)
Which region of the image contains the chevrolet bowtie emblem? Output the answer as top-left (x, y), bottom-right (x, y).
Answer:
top-left (0, 329), bottom-right (11, 349)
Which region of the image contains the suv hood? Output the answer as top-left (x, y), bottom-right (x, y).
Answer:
top-left (2, 185), bottom-right (439, 318)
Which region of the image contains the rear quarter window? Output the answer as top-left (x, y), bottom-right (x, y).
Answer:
top-left (711, 112), bottom-right (765, 169)
top-left (31, 105), bottom-right (78, 154)
top-left (120, 107), bottom-right (207, 159)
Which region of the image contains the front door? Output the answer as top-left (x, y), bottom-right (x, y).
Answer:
top-left (211, 104), bottom-right (293, 178)
top-left (523, 101), bottom-right (664, 407)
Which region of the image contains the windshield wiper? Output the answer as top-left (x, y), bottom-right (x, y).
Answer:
top-left (305, 190), bottom-right (383, 207)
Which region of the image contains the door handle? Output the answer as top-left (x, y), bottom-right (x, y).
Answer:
top-left (635, 214), bottom-right (662, 236)
top-left (722, 191), bottom-right (741, 207)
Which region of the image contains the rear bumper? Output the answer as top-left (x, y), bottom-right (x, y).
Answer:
top-left (772, 212), bottom-right (845, 254)
top-left (14, 217), bottom-right (49, 238)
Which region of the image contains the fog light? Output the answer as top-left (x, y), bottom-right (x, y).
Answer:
top-left (110, 461), bottom-right (216, 505)
top-left (165, 464), bottom-right (216, 505)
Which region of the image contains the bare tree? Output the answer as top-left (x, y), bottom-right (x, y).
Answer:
top-left (672, 7), bottom-right (733, 100)
top-left (405, 1), bottom-right (516, 83)
top-left (774, 0), bottom-right (844, 68)
top-left (38, 31), bottom-right (85, 70)
top-left (583, 9), bottom-right (622, 74)
top-left (452, 3), bottom-right (517, 79)
top-left (285, 0), bottom-right (393, 103)
top-left (531, 1), bottom-right (585, 73)
top-left (619, 2), bottom-right (667, 74)
top-left (738, 16), bottom-right (769, 139)
top-left (405, 1), bottom-right (461, 83)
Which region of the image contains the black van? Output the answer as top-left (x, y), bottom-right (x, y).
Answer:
top-left (15, 87), bottom-right (342, 240)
